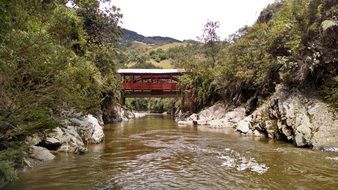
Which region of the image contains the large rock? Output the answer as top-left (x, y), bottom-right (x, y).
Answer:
top-left (196, 107), bottom-right (246, 128)
top-left (45, 126), bottom-right (87, 153)
top-left (72, 114), bottom-right (104, 144)
top-left (177, 120), bottom-right (194, 126)
top-left (26, 133), bottom-right (43, 146)
top-left (180, 103), bottom-right (245, 128)
top-left (196, 102), bottom-right (226, 121)
top-left (250, 85), bottom-right (338, 148)
top-left (236, 116), bottom-right (252, 134)
top-left (29, 146), bottom-right (55, 161)
top-left (108, 105), bottom-right (135, 122)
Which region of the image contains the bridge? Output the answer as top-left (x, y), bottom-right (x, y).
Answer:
top-left (117, 69), bottom-right (186, 98)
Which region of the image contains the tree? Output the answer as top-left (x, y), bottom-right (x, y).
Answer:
top-left (198, 20), bottom-right (221, 66)
top-left (0, 0), bottom-right (123, 185)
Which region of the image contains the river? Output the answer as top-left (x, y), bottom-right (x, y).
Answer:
top-left (6, 115), bottom-right (338, 190)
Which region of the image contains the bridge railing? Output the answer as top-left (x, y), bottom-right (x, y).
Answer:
top-left (122, 82), bottom-right (178, 91)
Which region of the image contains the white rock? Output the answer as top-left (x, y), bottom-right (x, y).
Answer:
top-left (197, 102), bottom-right (226, 121)
top-left (45, 137), bottom-right (61, 145)
top-left (26, 134), bottom-right (42, 146)
top-left (209, 120), bottom-right (224, 128)
top-left (74, 114), bottom-right (104, 144)
top-left (197, 120), bottom-right (208, 125)
top-left (249, 85), bottom-right (338, 148)
top-left (134, 112), bottom-right (148, 118)
top-left (46, 126), bottom-right (86, 153)
top-left (29, 146), bottom-right (55, 161)
top-left (253, 130), bottom-right (265, 137)
top-left (236, 116), bottom-right (252, 134)
top-left (223, 107), bottom-right (246, 124)
top-left (177, 120), bottom-right (194, 126)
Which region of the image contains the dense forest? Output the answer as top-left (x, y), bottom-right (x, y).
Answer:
top-left (0, 0), bottom-right (122, 186)
top-left (170, 0), bottom-right (337, 112)
top-left (0, 0), bottom-right (337, 187)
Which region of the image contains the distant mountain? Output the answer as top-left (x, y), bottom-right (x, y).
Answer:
top-left (122, 28), bottom-right (180, 45)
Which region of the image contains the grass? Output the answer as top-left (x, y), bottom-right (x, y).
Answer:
top-left (149, 59), bottom-right (174, 69)
top-left (126, 41), bottom-right (186, 69)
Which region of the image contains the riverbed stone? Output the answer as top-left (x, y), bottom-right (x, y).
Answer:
top-left (179, 103), bottom-right (246, 128)
top-left (177, 120), bottom-right (194, 126)
top-left (236, 116), bottom-right (252, 134)
top-left (46, 126), bottom-right (86, 153)
top-left (26, 133), bottom-right (43, 146)
top-left (29, 146), bottom-right (55, 161)
top-left (253, 130), bottom-right (265, 137)
top-left (197, 119), bottom-right (208, 125)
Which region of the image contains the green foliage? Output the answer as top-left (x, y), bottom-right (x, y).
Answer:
top-left (126, 98), bottom-right (175, 113)
top-left (168, 0), bottom-right (337, 110)
top-left (0, 161), bottom-right (17, 188)
top-left (149, 49), bottom-right (168, 62)
top-left (0, 0), bottom-right (122, 186)
top-left (321, 75), bottom-right (338, 109)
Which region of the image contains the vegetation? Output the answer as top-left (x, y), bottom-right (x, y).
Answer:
top-left (126, 98), bottom-right (175, 113)
top-left (0, 0), bottom-right (337, 187)
top-left (122, 28), bottom-right (180, 45)
top-left (168, 0), bottom-right (337, 112)
top-left (0, 0), bottom-right (122, 187)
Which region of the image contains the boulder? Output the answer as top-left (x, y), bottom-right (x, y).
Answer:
top-left (71, 114), bottom-right (104, 144)
top-left (29, 146), bottom-right (55, 161)
top-left (26, 133), bottom-right (43, 146)
top-left (224, 107), bottom-right (246, 124)
top-left (197, 120), bottom-right (208, 125)
top-left (134, 112), bottom-right (148, 118)
top-left (209, 120), bottom-right (225, 128)
top-left (177, 120), bottom-right (194, 126)
top-left (177, 103), bottom-right (246, 128)
top-left (46, 126), bottom-right (87, 153)
top-left (198, 102), bottom-right (226, 121)
top-left (236, 116), bottom-right (252, 134)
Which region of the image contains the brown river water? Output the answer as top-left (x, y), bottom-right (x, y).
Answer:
top-left (6, 115), bottom-right (338, 190)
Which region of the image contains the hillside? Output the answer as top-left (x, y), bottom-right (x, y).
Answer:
top-left (122, 28), bottom-right (180, 45)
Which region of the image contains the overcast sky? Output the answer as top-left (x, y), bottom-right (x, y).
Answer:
top-left (110, 0), bottom-right (276, 41)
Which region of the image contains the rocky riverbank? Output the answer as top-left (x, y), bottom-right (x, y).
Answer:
top-left (177, 85), bottom-right (338, 150)
top-left (24, 105), bottom-right (148, 167)
top-left (25, 114), bottom-right (105, 166)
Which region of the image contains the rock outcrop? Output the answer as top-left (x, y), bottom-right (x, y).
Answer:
top-left (177, 102), bottom-right (246, 128)
top-left (177, 85), bottom-right (338, 150)
top-left (71, 114), bottom-right (104, 144)
top-left (26, 114), bottom-right (105, 162)
top-left (44, 126), bottom-right (87, 154)
top-left (106, 105), bottom-right (136, 122)
top-left (247, 85), bottom-right (338, 149)
top-left (29, 146), bottom-right (55, 161)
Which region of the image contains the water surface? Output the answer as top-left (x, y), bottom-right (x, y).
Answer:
top-left (7, 115), bottom-right (338, 189)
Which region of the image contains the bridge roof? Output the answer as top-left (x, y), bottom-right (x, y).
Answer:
top-left (117, 69), bottom-right (186, 74)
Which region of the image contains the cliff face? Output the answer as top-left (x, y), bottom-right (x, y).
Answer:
top-left (177, 85), bottom-right (338, 150)
top-left (248, 85), bottom-right (338, 149)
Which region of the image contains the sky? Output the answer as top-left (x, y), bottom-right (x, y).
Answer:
top-left (110, 0), bottom-right (276, 41)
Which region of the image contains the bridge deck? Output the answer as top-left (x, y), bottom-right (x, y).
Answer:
top-left (117, 69), bottom-right (186, 97)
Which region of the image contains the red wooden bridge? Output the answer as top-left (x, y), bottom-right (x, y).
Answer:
top-left (117, 69), bottom-right (186, 98)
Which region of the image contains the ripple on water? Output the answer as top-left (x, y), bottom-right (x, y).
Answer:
top-left (218, 148), bottom-right (269, 174)
top-left (326, 157), bottom-right (338, 161)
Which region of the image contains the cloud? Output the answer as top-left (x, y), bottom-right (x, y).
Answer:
top-left (110, 0), bottom-right (276, 40)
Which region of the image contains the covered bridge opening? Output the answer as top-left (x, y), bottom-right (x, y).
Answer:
top-left (117, 69), bottom-right (186, 98)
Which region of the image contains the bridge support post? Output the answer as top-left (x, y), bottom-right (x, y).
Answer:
top-left (121, 92), bottom-right (126, 105)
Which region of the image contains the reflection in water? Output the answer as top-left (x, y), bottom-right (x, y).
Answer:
top-left (6, 115), bottom-right (338, 190)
